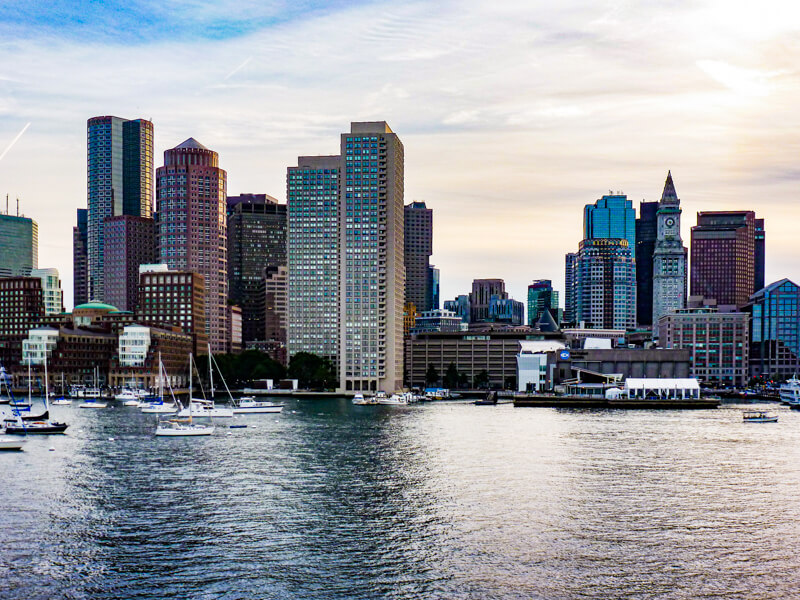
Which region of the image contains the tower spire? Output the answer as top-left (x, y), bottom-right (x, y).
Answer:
top-left (661, 170), bottom-right (678, 204)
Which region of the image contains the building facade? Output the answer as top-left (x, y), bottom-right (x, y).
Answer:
top-left (755, 218), bottom-right (766, 293)
top-left (137, 268), bottom-right (208, 355)
top-left (404, 201), bottom-right (433, 312)
top-left (0, 276), bottom-right (44, 367)
top-left (748, 279), bottom-right (800, 379)
top-left (659, 298), bottom-right (749, 387)
top-left (573, 238), bottom-right (636, 330)
top-left (0, 213), bottom-right (38, 278)
top-left (444, 295), bottom-right (470, 323)
top-left (73, 208), bottom-right (88, 307)
top-left (227, 195), bottom-right (286, 343)
top-left (30, 268), bottom-right (64, 316)
top-left (651, 171), bottom-right (687, 335)
top-left (103, 215), bottom-right (156, 312)
top-left (469, 279), bottom-right (506, 323)
top-left (86, 116), bottom-right (153, 302)
top-left (339, 122), bottom-right (404, 393)
top-left (635, 200), bottom-right (659, 327)
top-left (690, 211), bottom-right (758, 307)
top-left (155, 138), bottom-right (227, 352)
top-left (527, 279), bottom-right (559, 327)
top-left (583, 194), bottom-right (636, 247)
top-left (564, 252), bottom-right (577, 325)
top-left (286, 155), bottom-right (340, 368)
top-left (428, 265), bottom-right (440, 310)
top-left (411, 309), bottom-right (467, 334)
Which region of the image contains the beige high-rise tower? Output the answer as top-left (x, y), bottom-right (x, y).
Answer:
top-left (339, 122), bottom-right (404, 393)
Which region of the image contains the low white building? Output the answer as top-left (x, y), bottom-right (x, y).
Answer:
top-left (22, 327), bottom-right (60, 365)
top-left (118, 325), bottom-right (151, 367)
top-left (623, 378), bottom-right (700, 400)
top-left (31, 268), bottom-right (63, 316)
top-left (516, 340), bottom-right (566, 392)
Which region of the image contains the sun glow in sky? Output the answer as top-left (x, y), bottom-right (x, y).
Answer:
top-left (1, 0), bottom-right (800, 309)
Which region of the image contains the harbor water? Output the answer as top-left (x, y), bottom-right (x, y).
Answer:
top-left (2, 399), bottom-right (800, 599)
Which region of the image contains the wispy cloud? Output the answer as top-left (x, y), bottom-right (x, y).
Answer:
top-left (3, 0), bottom-right (800, 307)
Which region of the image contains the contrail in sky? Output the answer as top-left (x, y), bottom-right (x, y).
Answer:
top-left (225, 57), bottom-right (253, 80)
top-left (0, 122), bottom-right (31, 163)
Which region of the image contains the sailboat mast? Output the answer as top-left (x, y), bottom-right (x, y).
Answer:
top-left (27, 355), bottom-right (31, 403)
top-left (188, 352), bottom-right (193, 425)
top-left (208, 343), bottom-right (214, 396)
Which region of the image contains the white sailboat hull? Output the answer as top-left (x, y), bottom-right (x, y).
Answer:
top-left (155, 424), bottom-right (214, 436)
top-left (232, 406), bottom-right (283, 413)
top-left (0, 436), bottom-right (26, 450)
top-left (79, 402), bottom-right (108, 409)
top-left (141, 404), bottom-right (178, 414)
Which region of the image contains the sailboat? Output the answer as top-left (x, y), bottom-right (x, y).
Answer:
top-left (140, 354), bottom-right (178, 413)
top-left (0, 365), bottom-right (12, 405)
top-left (155, 353), bottom-right (214, 436)
top-left (3, 354), bottom-right (68, 435)
top-left (207, 350), bottom-right (283, 414)
top-left (79, 366), bottom-right (107, 408)
top-left (51, 372), bottom-right (72, 405)
top-left (175, 346), bottom-right (233, 418)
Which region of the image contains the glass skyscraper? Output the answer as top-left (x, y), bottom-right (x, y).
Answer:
top-left (527, 279), bottom-right (559, 327)
top-left (749, 279), bottom-right (800, 379)
top-left (86, 116), bottom-right (153, 302)
top-left (583, 194), bottom-right (636, 247)
top-left (0, 213), bottom-right (38, 278)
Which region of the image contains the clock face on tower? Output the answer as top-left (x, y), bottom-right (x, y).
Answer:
top-left (665, 217), bottom-right (676, 228)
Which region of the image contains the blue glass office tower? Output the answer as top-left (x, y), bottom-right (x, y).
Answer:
top-left (584, 194), bottom-right (636, 247)
top-left (749, 279), bottom-right (800, 379)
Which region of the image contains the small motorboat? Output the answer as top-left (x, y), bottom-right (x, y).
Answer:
top-left (51, 397), bottom-right (72, 405)
top-left (155, 418), bottom-right (214, 436)
top-left (79, 400), bottom-right (108, 409)
top-left (352, 393), bottom-right (377, 405)
top-left (376, 393), bottom-right (408, 406)
top-left (743, 410), bottom-right (778, 423)
top-left (475, 391), bottom-right (498, 405)
top-left (0, 436), bottom-right (26, 450)
top-left (232, 397), bottom-right (283, 414)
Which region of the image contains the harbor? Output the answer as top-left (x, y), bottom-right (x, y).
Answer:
top-left (2, 398), bottom-right (800, 599)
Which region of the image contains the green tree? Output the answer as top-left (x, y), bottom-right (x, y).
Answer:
top-left (425, 364), bottom-right (439, 386)
top-left (444, 362), bottom-right (460, 389)
top-left (474, 370), bottom-right (490, 389)
top-left (288, 352), bottom-right (336, 390)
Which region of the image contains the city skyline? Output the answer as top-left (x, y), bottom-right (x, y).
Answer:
top-left (1, 1), bottom-right (799, 309)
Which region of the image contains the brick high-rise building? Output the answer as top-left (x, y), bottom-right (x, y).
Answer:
top-left (86, 116), bottom-right (153, 302)
top-left (155, 138), bottom-right (227, 353)
top-left (0, 276), bottom-right (44, 367)
top-left (73, 208), bottom-right (88, 307)
top-left (404, 201), bottom-right (433, 313)
top-left (137, 267), bottom-right (208, 355)
top-left (286, 155), bottom-right (340, 368)
top-left (227, 194), bottom-right (286, 343)
top-left (690, 211), bottom-right (758, 308)
top-left (103, 215), bottom-right (156, 312)
top-left (339, 122), bottom-right (404, 393)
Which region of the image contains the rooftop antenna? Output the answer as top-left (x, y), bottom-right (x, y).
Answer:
top-left (5, 194), bottom-right (7, 215)
top-left (16, 197), bottom-right (19, 216)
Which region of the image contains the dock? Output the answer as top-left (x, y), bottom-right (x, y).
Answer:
top-left (513, 395), bottom-right (720, 409)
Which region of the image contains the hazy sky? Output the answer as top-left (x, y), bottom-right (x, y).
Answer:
top-left (1, 0), bottom-right (799, 310)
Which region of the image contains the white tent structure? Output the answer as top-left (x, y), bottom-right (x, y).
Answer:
top-left (623, 378), bottom-right (700, 400)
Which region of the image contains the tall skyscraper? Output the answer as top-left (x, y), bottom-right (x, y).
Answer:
top-left (103, 215), bottom-right (156, 312)
top-left (755, 218), bottom-right (766, 292)
top-left (287, 155), bottom-right (340, 368)
top-left (574, 239), bottom-right (636, 330)
top-left (652, 172), bottom-right (687, 334)
top-left (227, 195), bottom-right (286, 343)
top-left (635, 200), bottom-right (659, 327)
top-left (73, 208), bottom-right (88, 307)
top-left (527, 280), bottom-right (559, 326)
top-left (0, 212), bottom-right (38, 278)
top-left (404, 201), bottom-right (433, 312)
top-left (86, 116), bottom-right (153, 302)
top-left (584, 194), bottom-right (636, 247)
top-left (155, 138), bottom-right (228, 353)
top-left (691, 211), bottom-right (758, 308)
top-left (339, 122), bottom-right (404, 393)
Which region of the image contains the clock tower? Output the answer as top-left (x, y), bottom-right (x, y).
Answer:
top-left (652, 171), bottom-right (687, 337)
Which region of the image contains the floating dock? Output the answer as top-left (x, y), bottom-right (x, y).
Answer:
top-left (513, 395), bottom-right (720, 409)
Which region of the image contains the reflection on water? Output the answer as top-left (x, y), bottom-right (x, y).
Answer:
top-left (1, 400), bottom-right (800, 599)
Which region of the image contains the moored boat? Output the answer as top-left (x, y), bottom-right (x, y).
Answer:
top-left (0, 436), bottom-right (26, 450)
top-left (779, 377), bottom-right (800, 405)
top-left (232, 397), bottom-right (283, 413)
top-left (155, 353), bottom-right (214, 437)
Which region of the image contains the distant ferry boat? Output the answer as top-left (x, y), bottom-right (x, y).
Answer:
top-left (779, 378), bottom-right (800, 405)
